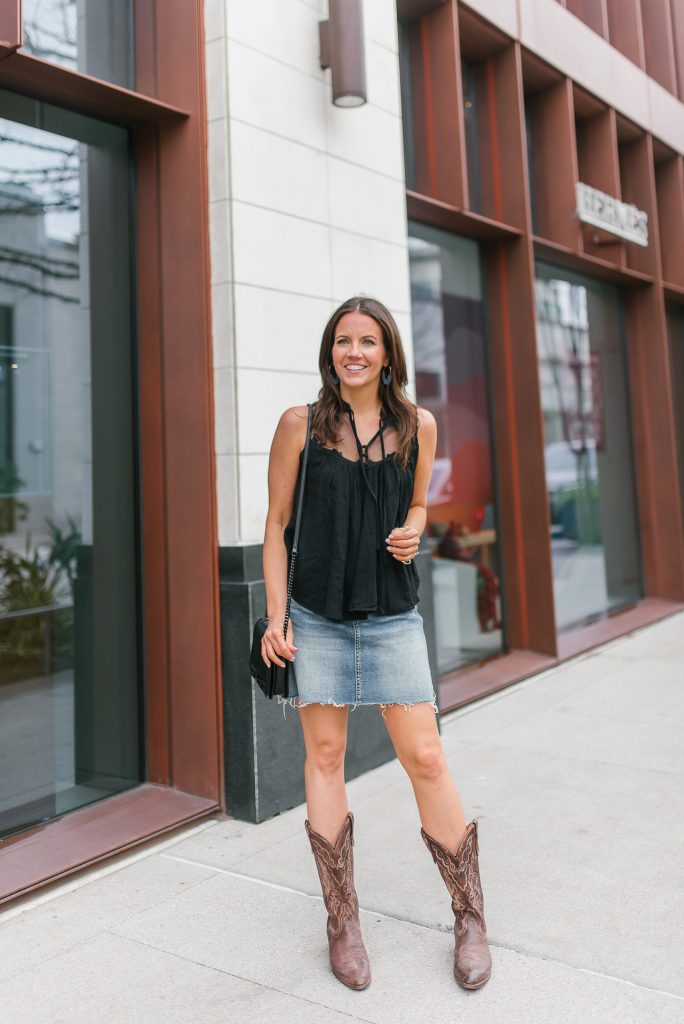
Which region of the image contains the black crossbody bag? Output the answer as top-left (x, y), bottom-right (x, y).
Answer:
top-left (249, 402), bottom-right (313, 699)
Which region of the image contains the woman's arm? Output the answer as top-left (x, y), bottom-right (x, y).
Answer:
top-left (386, 406), bottom-right (437, 562)
top-left (261, 404), bottom-right (308, 667)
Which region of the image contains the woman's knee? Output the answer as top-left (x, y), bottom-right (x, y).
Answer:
top-left (402, 739), bottom-right (447, 782)
top-left (305, 737), bottom-right (346, 777)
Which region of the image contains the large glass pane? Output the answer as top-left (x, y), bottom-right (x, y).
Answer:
top-left (408, 221), bottom-right (504, 677)
top-left (0, 91), bottom-right (142, 838)
top-left (535, 262), bottom-right (642, 630)
top-left (21, 0), bottom-right (133, 89)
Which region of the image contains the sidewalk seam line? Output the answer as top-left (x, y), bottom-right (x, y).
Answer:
top-left (104, 930), bottom-right (378, 1024)
top-left (159, 852), bottom-right (684, 1002)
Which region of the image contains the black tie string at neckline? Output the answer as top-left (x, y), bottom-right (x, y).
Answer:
top-left (341, 400), bottom-right (388, 551)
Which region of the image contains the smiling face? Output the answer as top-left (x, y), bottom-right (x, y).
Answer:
top-left (331, 311), bottom-right (389, 394)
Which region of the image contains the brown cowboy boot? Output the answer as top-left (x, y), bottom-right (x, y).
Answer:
top-left (305, 811), bottom-right (371, 990)
top-left (421, 819), bottom-right (492, 990)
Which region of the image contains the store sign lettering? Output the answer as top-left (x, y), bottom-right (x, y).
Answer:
top-left (575, 182), bottom-right (648, 247)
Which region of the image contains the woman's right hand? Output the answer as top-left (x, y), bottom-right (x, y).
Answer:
top-left (261, 616), bottom-right (298, 668)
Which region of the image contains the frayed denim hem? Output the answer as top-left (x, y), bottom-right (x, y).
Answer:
top-left (275, 694), bottom-right (439, 719)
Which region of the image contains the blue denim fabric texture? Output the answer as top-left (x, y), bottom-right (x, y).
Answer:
top-left (277, 596), bottom-right (439, 718)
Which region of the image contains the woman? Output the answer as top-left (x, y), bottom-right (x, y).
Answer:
top-left (260, 296), bottom-right (492, 992)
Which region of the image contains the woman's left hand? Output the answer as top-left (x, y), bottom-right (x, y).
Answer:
top-left (385, 526), bottom-right (420, 563)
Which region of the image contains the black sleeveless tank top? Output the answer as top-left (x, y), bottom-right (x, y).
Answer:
top-left (283, 399), bottom-right (420, 621)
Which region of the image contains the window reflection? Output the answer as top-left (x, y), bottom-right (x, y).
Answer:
top-left (535, 264), bottom-right (642, 629)
top-left (21, 0), bottom-right (133, 89)
top-left (0, 93), bottom-right (141, 839)
top-left (408, 222), bottom-right (504, 675)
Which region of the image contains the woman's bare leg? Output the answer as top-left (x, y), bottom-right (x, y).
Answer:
top-left (379, 702), bottom-right (467, 852)
top-left (298, 703), bottom-right (350, 843)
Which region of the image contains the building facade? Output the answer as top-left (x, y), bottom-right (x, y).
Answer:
top-left (0, 0), bottom-right (682, 902)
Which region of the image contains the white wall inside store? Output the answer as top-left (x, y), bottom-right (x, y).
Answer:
top-left (204, 0), bottom-right (415, 546)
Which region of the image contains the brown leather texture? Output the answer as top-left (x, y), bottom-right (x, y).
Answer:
top-left (421, 818), bottom-right (493, 990)
top-left (305, 811), bottom-right (372, 990)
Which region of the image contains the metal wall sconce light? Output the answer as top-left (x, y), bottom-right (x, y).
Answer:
top-left (319, 0), bottom-right (367, 107)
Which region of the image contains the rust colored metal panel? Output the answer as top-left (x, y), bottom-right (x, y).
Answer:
top-left (439, 649), bottom-right (556, 712)
top-left (138, 1), bottom-right (224, 803)
top-left (532, 235), bottom-right (652, 285)
top-left (641, 0), bottom-right (678, 95)
top-left (397, 0), bottom-right (447, 20)
top-left (477, 43), bottom-right (530, 230)
top-left (566, 0), bottom-right (608, 38)
top-left (526, 78), bottom-right (581, 250)
top-left (0, 1), bottom-right (20, 52)
top-left (0, 51), bottom-right (186, 123)
top-left (556, 599), bottom-right (683, 659)
top-left (406, 191), bottom-right (521, 238)
top-left (408, 0), bottom-right (468, 205)
top-left (484, 235), bottom-right (557, 656)
top-left (605, 0), bottom-right (645, 68)
top-left (655, 155), bottom-right (684, 288)
top-left (0, 785), bottom-right (218, 904)
top-left (438, 598), bottom-right (682, 713)
top-left (672, 0), bottom-right (684, 99)
top-left (624, 280), bottom-right (684, 601)
top-left (618, 133), bottom-right (658, 278)
top-left (134, 126), bottom-right (172, 788)
top-left (575, 107), bottom-right (625, 265)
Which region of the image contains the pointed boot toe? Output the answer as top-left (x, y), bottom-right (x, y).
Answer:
top-left (306, 813), bottom-right (372, 991)
top-left (421, 819), bottom-right (493, 991)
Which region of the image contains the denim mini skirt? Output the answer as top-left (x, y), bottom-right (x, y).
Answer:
top-left (277, 596), bottom-right (439, 717)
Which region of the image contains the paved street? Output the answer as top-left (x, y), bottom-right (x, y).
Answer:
top-left (1, 611), bottom-right (683, 1024)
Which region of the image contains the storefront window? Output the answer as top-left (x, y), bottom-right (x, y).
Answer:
top-left (0, 90), bottom-right (142, 838)
top-left (408, 222), bottom-right (504, 675)
top-left (21, 0), bottom-right (134, 89)
top-left (535, 263), bottom-right (642, 630)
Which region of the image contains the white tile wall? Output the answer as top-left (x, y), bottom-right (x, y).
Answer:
top-left (236, 368), bottom-right (321, 454)
top-left (233, 284), bottom-right (331, 373)
top-left (326, 101), bottom-right (405, 181)
top-left (238, 452), bottom-right (270, 541)
top-left (365, 38), bottom-right (403, 116)
top-left (214, 367), bottom-right (237, 456)
top-left (207, 0), bottom-right (413, 544)
top-left (225, 0), bottom-right (326, 81)
top-left (232, 201), bottom-right (332, 297)
top-left (229, 121), bottom-right (328, 224)
top-left (211, 282), bottom-right (234, 370)
top-left (361, 0), bottom-right (399, 53)
top-left (227, 40), bottom-right (328, 151)
top-left (327, 157), bottom-right (406, 243)
top-left (215, 453), bottom-right (239, 547)
top-left (330, 228), bottom-right (411, 314)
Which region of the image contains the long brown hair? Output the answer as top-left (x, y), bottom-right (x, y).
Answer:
top-left (313, 296), bottom-right (419, 468)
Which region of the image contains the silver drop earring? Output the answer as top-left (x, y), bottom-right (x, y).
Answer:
top-left (381, 365), bottom-right (392, 386)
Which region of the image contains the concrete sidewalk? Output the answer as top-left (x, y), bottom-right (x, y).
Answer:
top-left (1, 612), bottom-right (683, 1024)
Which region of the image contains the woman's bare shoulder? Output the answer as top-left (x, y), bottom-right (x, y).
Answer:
top-left (416, 405), bottom-right (437, 432)
top-left (272, 405), bottom-right (310, 452)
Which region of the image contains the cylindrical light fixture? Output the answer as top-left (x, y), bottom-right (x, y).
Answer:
top-left (319, 0), bottom-right (367, 108)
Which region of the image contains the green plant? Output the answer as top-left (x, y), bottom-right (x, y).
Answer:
top-left (0, 461), bottom-right (29, 535)
top-left (45, 514), bottom-right (80, 599)
top-left (0, 532), bottom-right (74, 682)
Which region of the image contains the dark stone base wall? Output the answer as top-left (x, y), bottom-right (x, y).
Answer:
top-left (218, 544), bottom-right (440, 823)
